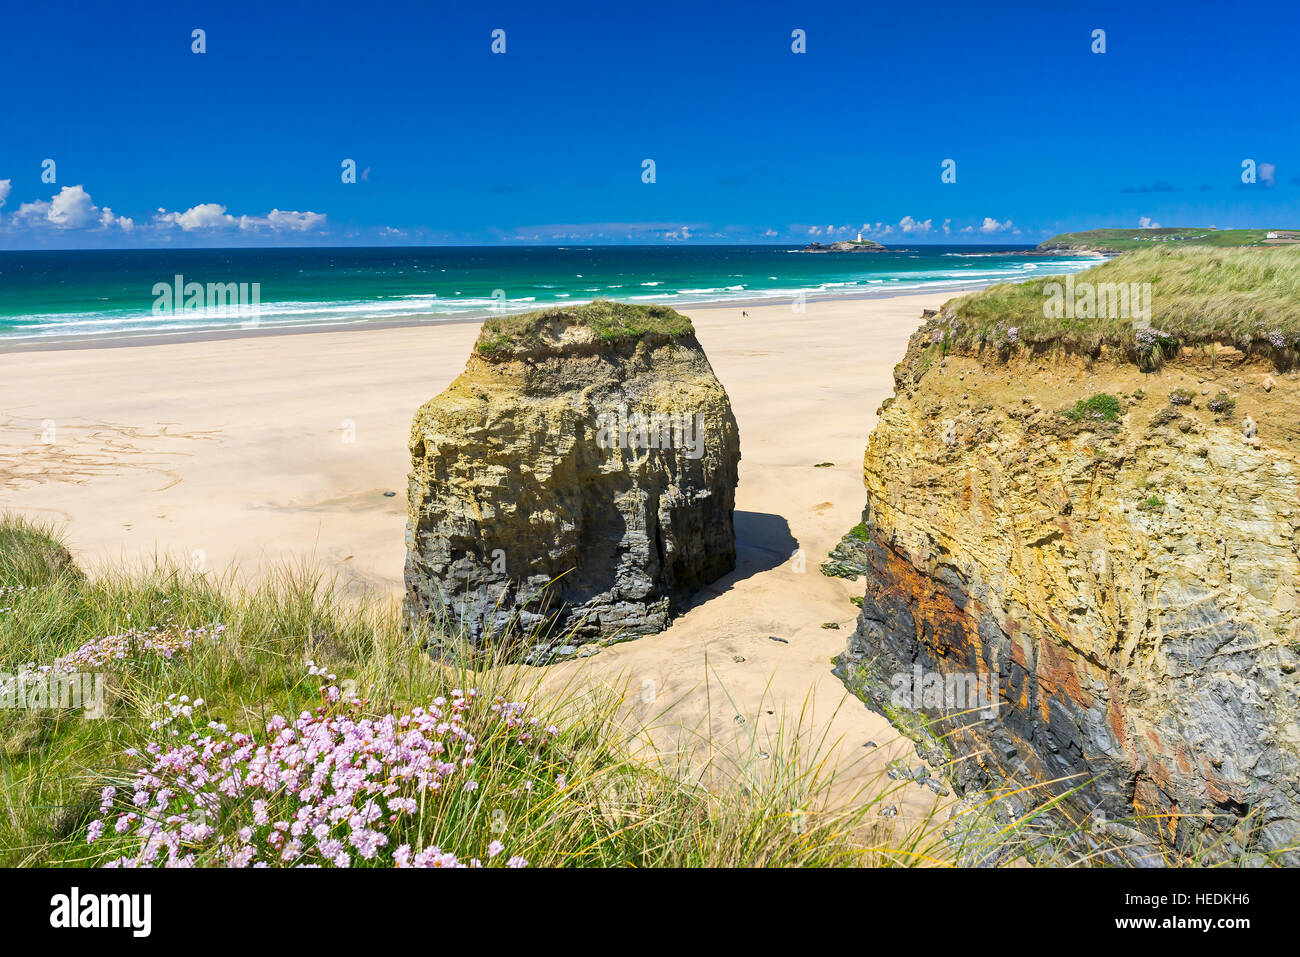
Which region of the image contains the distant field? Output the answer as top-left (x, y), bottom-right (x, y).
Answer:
top-left (1038, 227), bottom-right (1299, 254)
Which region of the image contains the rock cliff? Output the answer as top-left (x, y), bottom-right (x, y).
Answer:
top-left (405, 302), bottom-right (740, 661)
top-left (830, 307), bottom-right (1300, 864)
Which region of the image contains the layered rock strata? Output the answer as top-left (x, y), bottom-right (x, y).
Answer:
top-left (831, 309), bottom-right (1300, 864)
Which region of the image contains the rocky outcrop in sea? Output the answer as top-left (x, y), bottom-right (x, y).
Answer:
top-left (797, 240), bottom-right (887, 253)
top-left (404, 302), bottom-right (740, 662)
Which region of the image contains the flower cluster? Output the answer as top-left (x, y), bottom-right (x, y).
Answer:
top-left (1134, 327), bottom-right (1173, 347)
top-left (148, 693), bottom-right (207, 735)
top-left (1, 623), bottom-right (223, 704)
top-left (91, 671), bottom-right (551, 868)
top-left (62, 623), bottom-right (225, 669)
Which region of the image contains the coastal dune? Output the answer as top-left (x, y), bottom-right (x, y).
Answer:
top-left (1, 291), bottom-right (954, 823)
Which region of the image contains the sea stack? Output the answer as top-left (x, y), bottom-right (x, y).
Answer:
top-left (405, 301), bottom-right (740, 661)
top-left (828, 298), bottom-right (1300, 865)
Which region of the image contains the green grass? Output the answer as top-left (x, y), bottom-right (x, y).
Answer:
top-left (0, 516), bottom-right (83, 590)
top-left (475, 300), bottom-right (695, 356)
top-left (1038, 227), bottom-right (1293, 253)
top-left (1062, 393), bottom-right (1123, 423)
top-left (944, 245), bottom-right (1300, 358)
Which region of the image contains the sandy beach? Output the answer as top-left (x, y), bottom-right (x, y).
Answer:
top-left (1, 290), bottom-right (954, 828)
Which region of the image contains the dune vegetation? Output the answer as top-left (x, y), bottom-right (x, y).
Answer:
top-left (1, 515), bottom-right (1267, 867)
top-left (0, 515), bottom-right (953, 868)
top-left (943, 245), bottom-right (1300, 360)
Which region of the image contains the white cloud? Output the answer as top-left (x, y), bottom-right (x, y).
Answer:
top-left (0, 185), bottom-right (324, 241)
top-left (102, 207), bottom-right (133, 231)
top-left (11, 185), bottom-right (132, 230)
top-left (899, 216), bottom-right (932, 234)
top-left (762, 228), bottom-right (777, 237)
top-left (978, 217), bottom-right (1018, 234)
top-left (856, 221), bottom-right (894, 237)
top-left (48, 187), bottom-right (99, 227)
top-left (1260, 163), bottom-right (1276, 187)
top-left (1138, 216), bottom-right (1161, 229)
top-left (807, 224), bottom-right (860, 237)
top-left (154, 203), bottom-right (327, 233)
top-left (155, 202), bottom-right (235, 231)
top-left (942, 218), bottom-right (951, 235)
top-left (250, 209), bottom-right (327, 232)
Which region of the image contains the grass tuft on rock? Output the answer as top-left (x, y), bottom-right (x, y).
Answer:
top-left (1062, 393), bottom-right (1123, 423)
top-left (475, 301), bottom-right (695, 356)
top-left (1207, 391), bottom-right (1236, 415)
top-left (943, 245), bottom-right (1300, 357)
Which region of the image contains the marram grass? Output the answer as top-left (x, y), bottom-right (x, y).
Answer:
top-left (947, 244), bottom-right (1300, 353)
top-left (0, 514), bottom-right (1270, 867)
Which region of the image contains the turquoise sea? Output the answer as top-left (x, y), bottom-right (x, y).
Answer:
top-left (0, 245), bottom-right (1101, 343)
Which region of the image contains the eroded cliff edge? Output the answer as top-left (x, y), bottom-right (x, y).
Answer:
top-left (830, 301), bottom-right (1300, 864)
top-left (405, 302), bottom-right (740, 661)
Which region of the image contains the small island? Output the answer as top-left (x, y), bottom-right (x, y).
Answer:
top-left (798, 235), bottom-right (887, 253)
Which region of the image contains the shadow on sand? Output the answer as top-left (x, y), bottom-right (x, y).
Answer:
top-left (678, 510), bottom-right (798, 612)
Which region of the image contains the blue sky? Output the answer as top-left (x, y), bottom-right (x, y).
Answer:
top-left (2, 0), bottom-right (1298, 248)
